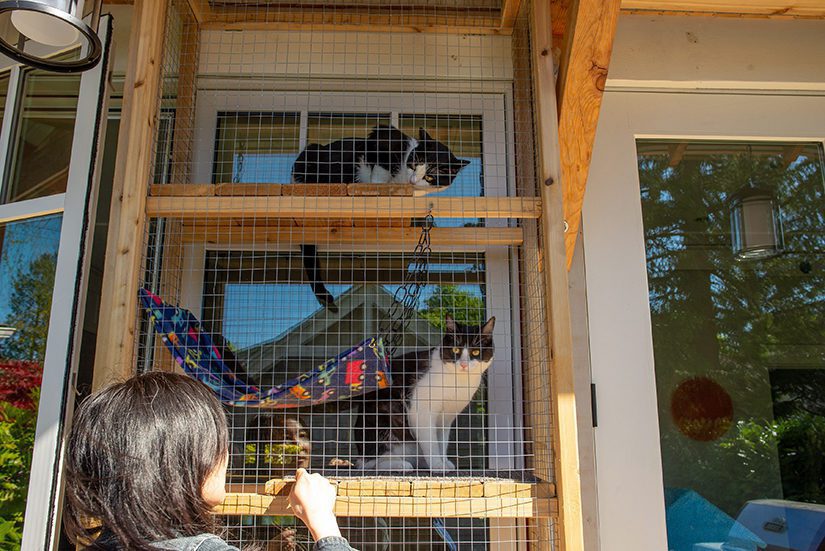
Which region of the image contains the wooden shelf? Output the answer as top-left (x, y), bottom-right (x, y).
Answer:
top-left (216, 478), bottom-right (557, 518)
top-left (146, 196), bottom-right (541, 220)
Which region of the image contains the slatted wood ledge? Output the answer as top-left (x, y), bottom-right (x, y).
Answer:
top-left (216, 478), bottom-right (557, 518)
top-left (145, 195), bottom-right (542, 220)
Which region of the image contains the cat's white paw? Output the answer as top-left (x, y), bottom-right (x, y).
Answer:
top-left (371, 457), bottom-right (415, 472)
top-left (427, 457), bottom-right (456, 473)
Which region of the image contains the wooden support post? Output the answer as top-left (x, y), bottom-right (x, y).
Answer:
top-left (532, 1), bottom-right (585, 550)
top-left (93, 0), bottom-right (169, 390)
top-left (555, 0), bottom-right (622, 268)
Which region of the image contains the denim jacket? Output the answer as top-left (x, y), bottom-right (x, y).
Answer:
top-left (150, 534), bottom-right (356, 551)
top-left (95, 531), bottom-right (355, 551)
top-left (152, 534), bottom-right (355, 551)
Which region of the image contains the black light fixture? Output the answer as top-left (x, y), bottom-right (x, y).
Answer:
top-left (729, 149), bottom-right (785, 261)
top-left (0, 0), bottom-right (102, 73)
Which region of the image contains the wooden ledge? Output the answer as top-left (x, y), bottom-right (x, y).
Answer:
top-left (216, 478), bottom-right (556, 518)
top-left (146, 196), bottom-right (541, 220)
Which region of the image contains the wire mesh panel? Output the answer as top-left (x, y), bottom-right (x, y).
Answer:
top-left (137, 0), bottom-right (556, 548)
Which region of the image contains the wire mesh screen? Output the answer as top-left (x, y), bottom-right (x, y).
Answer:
top-left (138, 0), bottom-right (557, 548)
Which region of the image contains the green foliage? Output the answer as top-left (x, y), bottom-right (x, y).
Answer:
top-left (0, 253), bottom-right (57, 362)
top-left (419, 285), bottom-right (485, 329)
top-left (0, 388), bottom-right (39, 547)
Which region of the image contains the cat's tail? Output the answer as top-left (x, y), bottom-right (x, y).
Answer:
top-left (300, 244), bottom-right (339, 313)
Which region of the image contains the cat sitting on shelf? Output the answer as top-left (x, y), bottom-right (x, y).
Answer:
top-left (292, 125), bottom-right (470, 312)
top-left (354, 314), bottom-right (496, 473)
top-left (292, 124), bottom-right (469, 194)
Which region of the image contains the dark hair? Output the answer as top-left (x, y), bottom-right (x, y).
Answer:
top-left (63, 371), bottom-right (229, 549)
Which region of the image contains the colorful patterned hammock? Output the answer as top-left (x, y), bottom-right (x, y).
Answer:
top-left (139, 288), bottom-right (392, 408)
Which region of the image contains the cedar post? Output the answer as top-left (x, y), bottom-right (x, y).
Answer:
top-left (93, 0), bottom-right (170, 389)
top-left (532, 0), bottom-right (586, 549)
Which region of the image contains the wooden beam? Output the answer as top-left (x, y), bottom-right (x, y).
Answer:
top-left (216, 493), bottom-right (556, 518)
top-left (145, 196), bottom-right (542, 219)
top-left (500, 0), bottom-right (524, 28)
top-left (177, 224), bottom-right (525, 246)
top-left (621, 0), bottom-right (825, 17)
top-left (532, 1), bottom-right (586, 550)
top-left (203, 10), bottom-right (508, 34)
top-left (218, 479), bottom-right (557, 518)
top-left (93, 0), bottom-right (169, 390)
top-left (555, 0), bottom-right (622, 268)
top-left (185, 0), bottom-right (210, 24)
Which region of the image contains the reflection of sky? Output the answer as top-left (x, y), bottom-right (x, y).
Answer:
top-left (223, 283), bottom-right (350, 349)
top-left (222, 282), bottom-right (483, 349)
top-left (0, 215), bottom-right (62, 323)
top-left (231, 154), bottom-right (483, 227)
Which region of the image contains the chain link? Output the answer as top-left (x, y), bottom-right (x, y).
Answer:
top-left (379, 213), bottom-right (434, 358)
top-left (233, 141), bottom-right (245, 184)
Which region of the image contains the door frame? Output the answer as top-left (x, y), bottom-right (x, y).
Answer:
top-left (582, 90), bottom-right (825, 551)
top-left (16, 17), bottom-right (114, 549)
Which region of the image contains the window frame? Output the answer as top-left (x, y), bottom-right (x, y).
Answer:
top-left (0, 18), bottom-right (115, 549)
top-left (179, 90), bottom-right (525, 472)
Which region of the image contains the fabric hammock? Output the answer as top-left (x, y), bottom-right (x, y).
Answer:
top-left (139, 288), bottom-right (391, 408)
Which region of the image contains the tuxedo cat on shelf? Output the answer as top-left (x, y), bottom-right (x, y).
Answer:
top-left (292, 124), bottom-right (469, 193)
top-left (354, 314), bottom-right (496, 472)
top-left (292, 124), bottom-right (470, 311)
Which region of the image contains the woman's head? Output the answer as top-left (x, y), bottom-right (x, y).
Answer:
top-left (63, 372), bottom-right (229, 549)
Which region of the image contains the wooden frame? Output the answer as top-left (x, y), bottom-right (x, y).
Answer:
top-left (93, 0), bottom-right (170, 390)
top-left (94, 0), bottom-right (590, 549)
top-left (532, 1), bottom-right (586, 550)
top-left (217, 479), bottom-right (558, 518)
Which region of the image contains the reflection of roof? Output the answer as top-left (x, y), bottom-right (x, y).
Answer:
top-left (236, 284), bottom-right (441, 375)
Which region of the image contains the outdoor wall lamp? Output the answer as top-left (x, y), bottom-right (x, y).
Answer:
top-left (729, 184), bottom-right (785, 261)
top-left (0, 0), bottom-right (102, 72)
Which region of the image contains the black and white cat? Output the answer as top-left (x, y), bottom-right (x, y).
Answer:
top-left (292, 124), bottom-right (469, 194)
top-left (354, 314), bottom-right (495, 472)
top-left (292, 125), bottom-right (470, 311)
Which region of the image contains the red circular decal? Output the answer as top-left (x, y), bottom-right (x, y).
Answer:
top-left (671, 377), bottom-right (733, 442)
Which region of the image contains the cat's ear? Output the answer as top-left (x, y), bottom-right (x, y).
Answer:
top-left (481, 316), bottom-right (496, 336)
top-left (419, 127), bottom-right (434, 142)
top-left (445, 314), bottom-right (458, 333)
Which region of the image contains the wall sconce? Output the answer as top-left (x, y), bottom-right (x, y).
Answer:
top-left (729, 185), bottom-right (785, 261)
top-left (0, 0), bottom-right (102, 72)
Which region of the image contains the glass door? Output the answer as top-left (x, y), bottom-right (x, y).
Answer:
top-left (582, 92), bottom-right (825, 551)
top-left (637, 141), bottom-right (825, 551)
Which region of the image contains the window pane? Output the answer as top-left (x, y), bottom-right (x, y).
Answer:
top-left (0, 71), bottom-right (10, 135)
top-left (200, 250), bottom-right (489, 477)
top-left (0, 214), bottom-right (62, 544)
top-left (305, 112), bottom-right (391, 144)
top-left (637, 141), bottom-right (825, 551)
top-left (213, 112), bottom-right (301, 184)
top-left (7, 70), bottom-right (81, 202)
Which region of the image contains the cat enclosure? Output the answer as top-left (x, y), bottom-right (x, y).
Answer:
top-left (95, 0), bottom-right (577, 548)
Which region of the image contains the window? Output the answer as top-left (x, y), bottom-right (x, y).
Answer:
top-left (7, 68), bottom-right (81, 202)
top-left (0, 215), bottom-right (62, 541)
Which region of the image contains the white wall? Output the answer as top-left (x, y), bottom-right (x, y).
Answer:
top-left (608, 14), bottom-right (825, 92)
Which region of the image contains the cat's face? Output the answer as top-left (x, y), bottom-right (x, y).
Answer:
top-left (439, 314), bottom-right (496, 374)
top-left (408, 128), bottom-right (470, 188)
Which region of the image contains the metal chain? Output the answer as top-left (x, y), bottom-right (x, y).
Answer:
top-left (233, 141), bottom-right (245, 184)
top-left (379, 213), bottom-right (434, 358)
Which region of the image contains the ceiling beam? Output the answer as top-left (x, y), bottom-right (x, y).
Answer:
top-left (555, 0), bottom-right (622, 268)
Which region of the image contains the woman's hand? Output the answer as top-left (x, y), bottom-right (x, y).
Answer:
top-left (288, 468), bottom-right (341, 541)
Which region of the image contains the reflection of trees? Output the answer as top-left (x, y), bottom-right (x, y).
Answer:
top-left (419, 285), bottom-right (485, 329)
top-left (639, 145), bottom-right (825, 517)
top-left (0, 253), bottom-right (57, 362)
